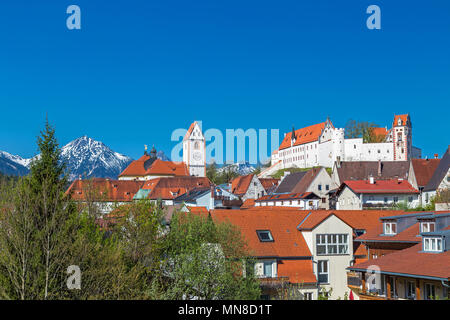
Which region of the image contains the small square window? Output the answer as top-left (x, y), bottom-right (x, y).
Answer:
top-left (257, 230), bottom-right (274, 242)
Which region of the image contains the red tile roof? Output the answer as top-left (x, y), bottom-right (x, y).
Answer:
top-left (240, 198), bottom-right (255, 209)
top-left (211, 209), bottom-right (312, 258)
top-left (357, 223), bottom-right (422, 243)
top-left (183, 121), bottom-right (198, 141)
top-left (343, 179), bottom-right (419, 194)
top-left (186, 206), bottom-right (210, 218)
top-left (371, 127), bottom-right (388, 137)
top-left (119, 156), bottom-right (188, 178)
top-left (296, 210), bottom-right (402, 231)
top-left (350, 244), bottom-right (450, 280)
top-left (231, 174), bottom-right (254, 195)
top-left (141, 176), bottom-right (211, 200)
top-left (277, 260), bottom-right (316, 284)
top-left (259, 178), bottom-right (280, 191)
top-left (393, 114), bottom-right (409, 127)
top-left (412, 158), bottom-right (441, 187)
top-left (278, 122), bottom-right (329, 150)
top-left (66, 178), bottom-right (144, 202)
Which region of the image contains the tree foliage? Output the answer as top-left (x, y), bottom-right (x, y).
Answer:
top-left (0, 121), bottom-right (260, 300)
top-left (150, 212), bottom-right (261, 300)
top-left (345, 120), bottom-right (385, 143)
top-left (206, 161), bottom-right (239, 185)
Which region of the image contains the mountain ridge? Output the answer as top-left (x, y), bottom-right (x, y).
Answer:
top-left (0, 136), bottom-right (170, 180)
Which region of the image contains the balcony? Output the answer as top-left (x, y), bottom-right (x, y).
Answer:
top-left (347, 272), bottom-right (362, 289)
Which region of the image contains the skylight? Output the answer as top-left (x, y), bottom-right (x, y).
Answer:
top-left (257, 230), bottom-right (274, 242)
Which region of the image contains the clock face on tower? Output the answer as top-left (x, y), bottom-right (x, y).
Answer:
top-left (193, 152), bottom-right (202, 161)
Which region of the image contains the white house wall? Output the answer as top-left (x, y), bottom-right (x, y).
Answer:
top-left (311, 215), bottom-right (354, 300)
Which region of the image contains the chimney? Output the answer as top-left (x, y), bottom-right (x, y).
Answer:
top-left (377, 160), bottom-right (382, 177)
top-left (369, 176), bottom-right (375, 184)
top-left (434, 154), bottom-right (438, 159)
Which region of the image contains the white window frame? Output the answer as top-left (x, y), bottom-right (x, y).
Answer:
top-left (420, 222), bottom-right (435, 233)
top-left (317, 260), bottom-right (329, 284)
top-left (384, 221), bottom-right (397, 235)
top-left (423, 237), bottom-right (443, 252)
top-left (316, 234), bottom-right (349, 255)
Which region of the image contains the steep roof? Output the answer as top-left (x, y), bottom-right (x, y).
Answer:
top-left (183, 121), bottom-right (198, 141)
top-left (349, 244), bottom-right (450, 281)
top-left (211, 209), bottom-right (312, 258)
top-left (335, 161), bottom-right (410, 183)
top-left (139, 176), bottom-right (211, 200)
top-left (259, 178), bottom-right (280, 192)
top-left (296, 210), bottom-right (401, 231)
top-left (240, 198), bottom-right (255, 209)
top-left (342, 179), bottom-right (419, 194)
top-left (278, 122), bottom-right (329, 150)
top-left (357, 223), bottom-right (422, 243)
top-left (277, 260), bottom-right (317, 284)
top-left (274, 168), bottom-right (323, 194)
top-left (393, 114), bottom-right (410, 127)
top-left (423, 146), bottom-right (450, 192)
top-left (173, 187), bottom-right (210, 203)
top-left (119, 155), bottom-right (188, 178)
top-left (411, 158), bottom-right (441, 188)
top-left (371, 127), bottom-right (388, 137)
top-left (231, 174), bottom-right (254, 196)
top-left (66, 178), bottom-right (144, 202)
top-left (186, 206), bottom-right (209, 218)
top-left (275, 171), bottom-right (308, 193)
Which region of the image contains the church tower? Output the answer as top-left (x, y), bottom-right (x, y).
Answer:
top-left (392, 114), bottom-right (412, 161)
top-left (183, 121), bottom-right (206, 177)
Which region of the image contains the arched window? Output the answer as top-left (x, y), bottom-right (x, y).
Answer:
top-left (194, 141), bottom-right (199, 150)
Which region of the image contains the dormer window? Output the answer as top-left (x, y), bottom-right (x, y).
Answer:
top-left (384, 221), bottom-right (397, 235)
top-left (423, 237), bottom-right (443, 252)
top-left (257, 230), bottom-right (274, 242)
top-left (420, 222), bottom-right (435, 233)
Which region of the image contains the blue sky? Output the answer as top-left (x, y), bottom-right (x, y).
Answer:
top-left (0, 0), bottom-right (449, 161)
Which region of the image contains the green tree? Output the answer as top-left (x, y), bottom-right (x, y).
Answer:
top-left (206, 161), bottom-right (219, 185)
top-left (0, 120), bottom-right (79, 299)
top-left (345, 120), bottom-right (382, 143)
top-left (151, 212), bottom-right (261, 300)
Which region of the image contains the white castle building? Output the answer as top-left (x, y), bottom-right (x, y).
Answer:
top-left (270, 114), bottom-right (421, 171)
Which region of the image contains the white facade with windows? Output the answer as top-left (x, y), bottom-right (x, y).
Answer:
top-left (300, 215), bottom-right (355, 300)
top-left (336, 185), bottom-right (420, 210)
top-left (273, 115), bottom-right (421, 170)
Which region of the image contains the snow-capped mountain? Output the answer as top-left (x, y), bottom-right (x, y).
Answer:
top-left (0, 151), bottom-right (30, 176)
top-left (0, 136), bottom-right (133, 180)
top-left (59, 136), bottom-right (134, 180)
top-left (217, 162), bottom-right (256, 176)
top-left (0, 137), bottom-right (174, 180)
